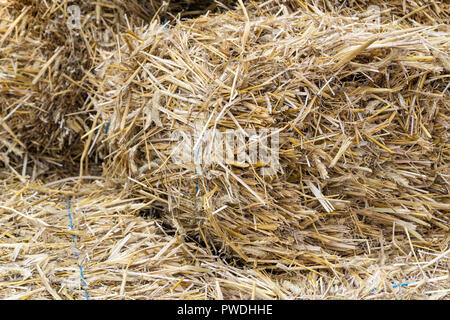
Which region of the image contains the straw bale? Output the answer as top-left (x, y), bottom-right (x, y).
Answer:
top-left (0, 0), bottom-right (449, 300)
top-left (0, 0), bottom-right (237, 177)
top-left (0, 0), bottom-right (145, 176)
top-left (0, 177), bottom-right (448, 299)
top-left (85, 2), bottom-right (449, 268)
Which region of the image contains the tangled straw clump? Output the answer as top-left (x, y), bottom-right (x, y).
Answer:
top-left (0, 0), bottom-right (449, 299)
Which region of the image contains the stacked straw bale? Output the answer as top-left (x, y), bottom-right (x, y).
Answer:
top-left (1, 177), bottom-right (447, 299)
top-left (0, 0), bottom-right (449, 299)
top-left (85, 2), bottom-right (449, 266)
top-left (0, 0), bottom-right (236, 178)
top-left (0, 0), bottom-right (146, 177)
top-left (1, 1), bottom-right (86, 173)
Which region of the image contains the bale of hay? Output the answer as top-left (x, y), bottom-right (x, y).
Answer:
top-left (1, 0), bottom-right (449, 300)
top-left (0, 0), bottom-right (238, 179)
top-left (86, 1), bottom-right (449, 267)
top-left (0, 1), bottom-right (81, 172)
top-left (0, 0), bottom-right (146, 178)
top-left (1, 175), bottom-right (449, 299)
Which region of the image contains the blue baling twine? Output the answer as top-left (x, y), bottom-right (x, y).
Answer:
top-left (194, 169), bottom-right (199, 194)
top-left (105, 120), bottom-right (111, 135)
top-left (392, 282), bottom-right (409, 288)
top-left (163, 18), bottom-right (169, 34)
top-left (104, 120), bottom-right (111, 149)
top-left (369, 282), bottom-right (410, 294)
top-left (67, 199), bottom-right (89, 300)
